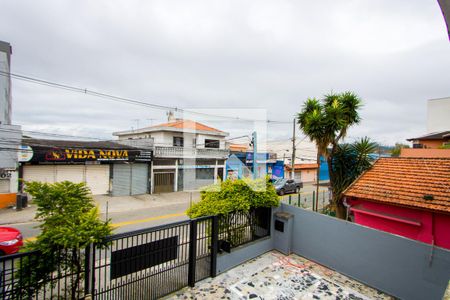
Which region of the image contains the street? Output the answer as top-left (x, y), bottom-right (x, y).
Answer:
top-left (0, 183), bottom-right (328, 242)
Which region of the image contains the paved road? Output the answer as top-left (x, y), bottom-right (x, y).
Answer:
top-left (3, 183), bottom-right (329, 242)
top-left (12, 202), bottom-right (191, 242)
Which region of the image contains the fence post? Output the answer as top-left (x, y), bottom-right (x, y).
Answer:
top-left (188, 219), bottom-right (198, 287)
top-left (210, 216), bottom-right (218, 277)
top-left (90, 244), bottom-right (96, 296)
top-left (289, 195), bottom-right (291, 205)
top-left (297, 193), bottom-right (301, 207)
top-left (84, 244), bottom-right (91, 297)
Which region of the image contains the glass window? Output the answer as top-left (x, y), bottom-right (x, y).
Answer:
top-left (205, 139), bottom-right (220, 148)
top-left (173, 136), bottom-right (184, 147)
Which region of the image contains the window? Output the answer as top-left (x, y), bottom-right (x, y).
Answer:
top-left (173, 136), bottom-right (184, 147)
top-left (205, 139), bottom-right (220, 149)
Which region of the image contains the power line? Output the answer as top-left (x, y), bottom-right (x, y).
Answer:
top-left (0, 71), bottom-right (292, 125)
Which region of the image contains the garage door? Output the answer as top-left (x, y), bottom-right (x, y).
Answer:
top-left (23, 165), bottom-right (56, 183)
top-left (55, 165), bottom-right (85, 183)
top-left (112, 163), bottom-right (148, 196)
top-left (131, 164), bottom-right (148, 195)
top-left (85, 165), bottom-right (110, 195)
top-left (112, 164), bottom-right (131, 196)
top-left (23, 165), bottom-right (109, 195)
top-left (154, 172), bottom-right (174, 193)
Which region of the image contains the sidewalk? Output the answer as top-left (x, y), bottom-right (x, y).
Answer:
top-left (0, 191), bottom-right (200, 225)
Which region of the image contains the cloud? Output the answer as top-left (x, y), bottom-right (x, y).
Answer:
top-left (0, 0), bottom-right (449, 145)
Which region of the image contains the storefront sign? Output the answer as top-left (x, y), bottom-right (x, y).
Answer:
top-left (26, 146), bottom-right (152, 163)
top-left (18, 145), bottom-right (33, 162)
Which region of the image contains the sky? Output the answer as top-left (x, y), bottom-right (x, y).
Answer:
top-left (1, 0), bottom-right (449, 146)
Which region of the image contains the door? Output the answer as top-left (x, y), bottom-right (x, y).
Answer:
top-left (55, 165), bottom-right (85, 183)
top-left (112, 164), bottom-right (131, 196)
top-left (85, 165), bottom-right (110, 195)
top-left (131, 164), bottom-right (148, 195)
top-left (23, 165), bottom-right (56, 183)
top-left (154, 172), bottom-right (174, 193)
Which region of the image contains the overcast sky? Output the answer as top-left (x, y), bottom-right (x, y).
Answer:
top-left (1, 0), bottom-right (449, 146)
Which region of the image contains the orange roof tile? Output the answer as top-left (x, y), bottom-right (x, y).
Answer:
top-left (151, 119), bottom-right (224, 133)
top-left (285, 163), bottom-right (318, 170)
top-left (344, 158), bottom-right (450, 213)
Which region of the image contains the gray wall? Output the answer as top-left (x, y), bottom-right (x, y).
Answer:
top-left (0, 41), bottom-right (12, 125)
top-left (281, 203), bottom-right (450, 300)
top-left (0, 124), bottom-right (21, 169)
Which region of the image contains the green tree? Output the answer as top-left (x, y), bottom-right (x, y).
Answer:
top-left (331, 137), bottom-right (377, 214)
top-left (297, 91), bottom-right (362, 218)
top-left (391, 143), bottom-right (410, 157)
top-left (17, 181), bottom-right (112, 299)
top-left (187, 177), bottom-right (279, 246)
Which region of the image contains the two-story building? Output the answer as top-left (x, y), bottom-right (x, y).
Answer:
top-left (113, 117), bottom-right (229, 193)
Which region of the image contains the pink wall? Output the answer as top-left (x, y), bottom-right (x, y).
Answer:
top-left (348, 198), bottom-right (450, 250)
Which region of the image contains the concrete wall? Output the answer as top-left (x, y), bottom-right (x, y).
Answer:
top-left (427, 97), bottom-right (450, 133)
top-left (0, 41), bottom-right (12, 125)
top-left (281, 203), bottom-right (450, 300)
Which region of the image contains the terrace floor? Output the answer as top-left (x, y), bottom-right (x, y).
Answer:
top-left (166, 251), bottom-right (393, 300)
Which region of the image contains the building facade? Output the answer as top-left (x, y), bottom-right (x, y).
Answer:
top-left (20, 139), bottom-right (152, 196)
top-left (114, 118), bottom-right (229, 193)
top-left (427, 97), bottom-right (450, 133)
top-left (225, 151), bottom-right (284, 180)
top-left (0, 41), bottom-right (22, 208)
top-left (344, 158), bottom-right (450, 250)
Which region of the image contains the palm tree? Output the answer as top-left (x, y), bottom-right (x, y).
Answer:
top-left (297, 91), bottom-right (363, 218)
top-left (332, 137), bottom-right (377, 215)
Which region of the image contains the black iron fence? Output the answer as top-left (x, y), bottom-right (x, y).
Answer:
top-left (217, 207), bottom-right (271, 252)
top-left (0, 208), bottom-right (271, 299)
top-left (0, 248), bottom-right (86, 300)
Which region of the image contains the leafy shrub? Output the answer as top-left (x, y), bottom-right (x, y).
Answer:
top-left (187, 177), bottom-right (279, 218)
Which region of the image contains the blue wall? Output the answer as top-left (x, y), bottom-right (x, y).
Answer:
top-left (319, 156), bottom-right (329, 181)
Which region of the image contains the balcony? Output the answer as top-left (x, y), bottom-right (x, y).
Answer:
top-left (154, 146), bottom-right (229, 159)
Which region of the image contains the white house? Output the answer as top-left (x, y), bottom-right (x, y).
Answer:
top-left (113, 115), bottom-right (229, 193)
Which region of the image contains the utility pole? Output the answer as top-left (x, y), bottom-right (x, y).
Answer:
top-left (291, 118), bottom-right (296, 179)
top-left (252, 131), bottom-right (257, 179)
top-left (315, 152), bottom-right (320, 212)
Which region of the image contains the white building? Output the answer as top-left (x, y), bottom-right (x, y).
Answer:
top-left (427, 97), bottom-right (450, 133)
top-left (113, 116), bottom-right (229, 193)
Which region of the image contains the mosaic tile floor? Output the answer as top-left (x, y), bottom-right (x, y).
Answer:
top-left (166, 251), bottom-right (393, 300)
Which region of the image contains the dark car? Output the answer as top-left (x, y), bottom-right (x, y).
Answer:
top-left (0, 227), bottom-right (23, 256)
top-left (272, 178), bottom-right (303, 195)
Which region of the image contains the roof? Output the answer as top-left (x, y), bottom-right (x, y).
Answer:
top-left (23, 138), bottom-right (139, 150)
top-left (285, 163), bottom-right (319, 170)
top-left (113, 119), bottom-right (229, 137)
top-left (406, 130), bottom-right (450, 141)
top-left (344, 158), bottom-right (450, 213)
top-left (229, 143), bottom-right (249, 152)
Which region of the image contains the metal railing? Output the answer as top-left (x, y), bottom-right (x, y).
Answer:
top-left (154, 146), bottom-right (229, 159)
top-left (0, 248), bottom-right (86, 300)
top-left (0, 209), bottom-right (270, 299)
top-left (217, 207), bottom-right (271, 250)
top-left (280, 190), bottom-right (331, 212)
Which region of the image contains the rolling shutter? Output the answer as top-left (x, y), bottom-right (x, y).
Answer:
top-left (112, 164), bottom-right (131, 196)
top-left (55, 165), bottom-right (85, 183)
top-left (131, 164), bottom-right (148, 195)
top-left (85, 165), bottom-right (110, 195)
top-left (23, 165), bottom-right (56, 183)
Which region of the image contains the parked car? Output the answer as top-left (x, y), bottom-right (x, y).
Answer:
top-left (0, 227), bottom-right (23, 256)
top-left (272, 178), bottom-right (303, 195)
